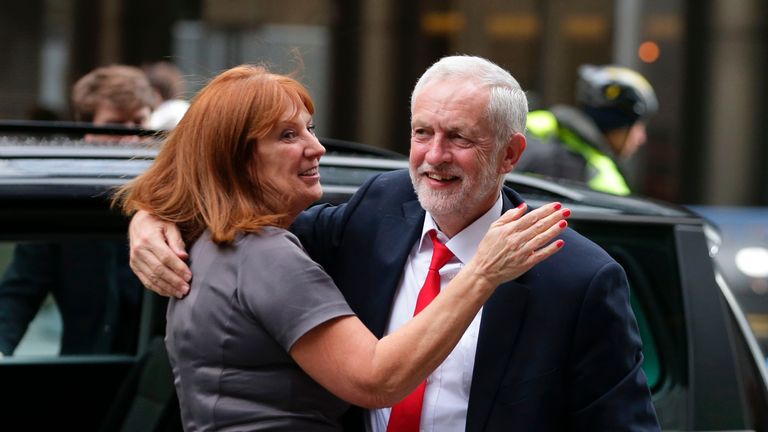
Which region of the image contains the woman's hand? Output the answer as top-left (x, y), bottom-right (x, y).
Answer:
top-left (469, 202), bottom-right (570, 286)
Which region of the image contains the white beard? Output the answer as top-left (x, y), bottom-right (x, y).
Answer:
top-left (409, 160), bottom-right (501, 218)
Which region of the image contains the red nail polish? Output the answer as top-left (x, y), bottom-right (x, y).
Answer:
top-left (556, 240), bottom-right (565, 248)
top-left (553, 203), bottom-right (562, 210)
top-left (559, 220), bottom-right (567, 228)
top-left (517, 202), bottom-right (526, 209)
top-left (562, 209), bottom-right (571, 217)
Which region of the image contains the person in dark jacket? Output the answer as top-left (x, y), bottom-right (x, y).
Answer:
top-left (0, 65), bottom-right (154, 357)
top-left (0, 241), bottom-right (142, 356)
top-left (517, 65), bottom-right (658, 195)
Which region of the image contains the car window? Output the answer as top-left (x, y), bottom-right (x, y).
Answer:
top-left (630, 291), bottom-right (661, 389)
top-left (572, 220), bottom-right (688, 429)
top-left (0, 238), bottom-right (142, 358)
top-left (8, 294), bottom-right (61, 356)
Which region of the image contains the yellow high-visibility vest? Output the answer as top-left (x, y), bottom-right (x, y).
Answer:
top-left (527, 110), bottom-right (630, 196)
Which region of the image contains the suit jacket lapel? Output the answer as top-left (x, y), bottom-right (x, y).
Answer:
top-left (364, 199), bottom-right (424, 337)
top-left (466, 190), bottom-right (529, 431)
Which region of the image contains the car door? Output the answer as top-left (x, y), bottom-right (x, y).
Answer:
top-left (574, 216), bottom-right (768, 430)
top-left (0, 188), bottom-right (170, 431)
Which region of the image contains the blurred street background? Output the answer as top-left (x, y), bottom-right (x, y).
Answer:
top-left (1, 0), bottom-right (766, 206)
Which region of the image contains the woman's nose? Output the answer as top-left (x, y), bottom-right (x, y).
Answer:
top-left (307, 135), bottom-right (326, 158)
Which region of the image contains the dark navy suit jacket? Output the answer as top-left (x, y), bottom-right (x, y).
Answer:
top-left (293, 169), bottom-right (659, 431)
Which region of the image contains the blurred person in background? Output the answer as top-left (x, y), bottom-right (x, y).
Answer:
top-left (0, 64), bottom-right (153, 358)
top-left (517, 65), bottom-right (658, 196)
top-left (143, 60), bottom-right (190, 131)
top-left (72, 64), bottom-right (155, 142)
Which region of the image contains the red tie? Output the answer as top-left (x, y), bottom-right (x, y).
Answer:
top-left (387, 230), bottom-right (454, 432)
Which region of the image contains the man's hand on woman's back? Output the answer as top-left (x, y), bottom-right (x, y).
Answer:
top-left (129, 210), bottom-right (191, 298)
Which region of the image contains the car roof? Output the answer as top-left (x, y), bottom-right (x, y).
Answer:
top-left (0, 121), bottom-right (700, 224)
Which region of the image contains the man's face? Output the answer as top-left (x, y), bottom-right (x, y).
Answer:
top-left (606, 122), bottom-right (648, 159)
top-left (408, 78), bottom-right (505, 223)
top-left (86, 103), bottom-right (152, 142)
top-left (620, 122), bottom-right (648, 159)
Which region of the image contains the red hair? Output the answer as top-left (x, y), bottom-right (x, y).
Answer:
top-left (114, 65), bottom-right (315, 245)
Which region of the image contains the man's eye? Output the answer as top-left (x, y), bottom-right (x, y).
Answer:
top-left (450, 134), bottom-right (471, 145)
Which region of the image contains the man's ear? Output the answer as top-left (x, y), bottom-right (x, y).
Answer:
top-left (499, 132), bottom-right (526, 174)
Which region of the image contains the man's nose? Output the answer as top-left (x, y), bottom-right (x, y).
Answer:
top-left (638, 125), bottom-right (648, 145)
top-left (424, 135), bottom-right (451, 165)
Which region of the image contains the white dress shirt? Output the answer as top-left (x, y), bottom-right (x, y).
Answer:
top-left (368, 195), bottom-right (503, 432)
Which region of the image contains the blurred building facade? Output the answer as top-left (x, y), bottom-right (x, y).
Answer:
top-left (0, 0), bottom-right (766, 205)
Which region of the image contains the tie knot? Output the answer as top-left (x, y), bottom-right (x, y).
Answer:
top-left (428, 230), bottom-right (454, 270)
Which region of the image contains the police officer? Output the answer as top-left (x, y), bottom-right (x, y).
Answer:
top-left (517, 65), bottom-right (658, 195)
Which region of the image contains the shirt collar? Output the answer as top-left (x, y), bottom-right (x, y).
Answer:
top-left (419, 194), bottom-right (504, 264)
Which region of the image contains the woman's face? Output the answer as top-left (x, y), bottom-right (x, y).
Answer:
top-left (255, 107), bottom-right (325, 218)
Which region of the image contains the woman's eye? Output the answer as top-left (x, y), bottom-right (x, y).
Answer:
top-left (307, 125), bottom-right (316, 135)
top-left (282, 130), bottom-right (297, 140)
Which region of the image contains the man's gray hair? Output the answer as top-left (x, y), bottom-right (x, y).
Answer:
top-left (411, 55), bottom-right (528, 148)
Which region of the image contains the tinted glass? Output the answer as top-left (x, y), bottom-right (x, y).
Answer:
top-left (0, 238), bottom-right (142, 358)
top-left (571, 220), bottom-right (688, 429)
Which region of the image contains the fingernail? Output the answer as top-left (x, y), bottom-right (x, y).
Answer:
top-left (553, 203), bottom-right (562, 210)
top-left (559, 220), bottom-right (567, 228)
top-left (517, 203), bottom-right (526, 209)
top-left (562, 209), bottom-right (571, 217)
top-left (556, 240), bottom-right (565, 248)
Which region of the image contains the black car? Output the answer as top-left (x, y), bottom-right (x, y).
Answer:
top-left (0, 122), bottom-right (767, 431)
top-left (688, 205), bottom-right (768, 361)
